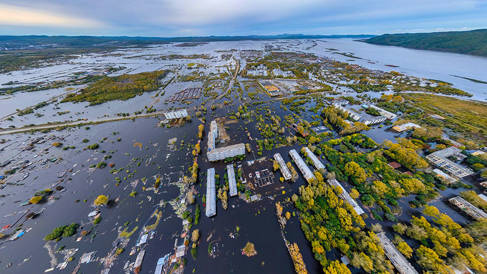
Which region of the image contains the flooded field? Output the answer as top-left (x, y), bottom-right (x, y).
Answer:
top-left (1, 39), bottom-right (486, 274)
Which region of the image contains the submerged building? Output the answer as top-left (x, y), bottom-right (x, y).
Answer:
top-left (303, 147), bottom-right (326, 172)
top-left (328, 179), bottom-right (365, 215)
top-left (391, 122), bottom-right (421, 132)
top-left (426, 147), bottom-right (473, 178)
top-left (206, 168), bottom-right (216, 217)
top-left (273, 153), bottom-right (292, 181)
top-left (449, 196), bottom-right (487, 220)
top-left (207, 119), bottom-right (245, 162)
top-left (369, 105), bottom-right (397, 120)
top-left (289, 149), bottom-right (315, 183)
top-left (227, 164), bottom-right (237, 197)
top-left (208, 143), bottom-right (246, 162)
top-left (377, 232), bottom-right (419, 274)
top-left (164, 109), bottom-right (188, 120)
top-left (333, 103), bottom-right (360, 121)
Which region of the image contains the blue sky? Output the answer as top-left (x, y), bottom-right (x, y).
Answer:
top-left (0, 0), bottom-right (486, 36)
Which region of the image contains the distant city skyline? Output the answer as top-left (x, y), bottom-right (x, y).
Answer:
top-left (0, 0), bottom-right (486, 36)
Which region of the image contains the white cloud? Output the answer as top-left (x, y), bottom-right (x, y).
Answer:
top-left (0, 0), bottom-right (485, 35)
top-left (0, 4), bottom-right (103, 28)
top-left (154, 0), bottom-right (324, 25)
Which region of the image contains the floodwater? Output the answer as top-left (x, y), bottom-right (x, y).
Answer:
top-left (306, 39), bottom-right (487, 101)
top-left (0, 39), bottom-right (484, 274)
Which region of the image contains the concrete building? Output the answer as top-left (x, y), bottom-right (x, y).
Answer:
top-left (328, 179), bottom-right (365, 215)
top-left (289, 149), bottom-right (315, 183)
top-left (207, 120), bottom-right (218, 151)
top-left (164, 109), bottom-right (188, 120)
top-left (207, 120), bottom-right (245, 162)
top-left (208, 143), bottom-right (245, 162)
top-left (391, 122), bottom-right (421, 132)
top-left (369, 105), bottom-right (397, 120)
top-left (479, 194), bottom-right (487, 203)
top-left (334, 103), bottom-right (386, 125)
top-left (377, 232), bottom-right (419, 274)
top-left (426, 147), bottom-right (474, 178)
top-left (333, 103), bottom-right (360, 121)
top-left (432, 168), bottom-right (458, 184)
top-left (273, 153), bottom-right (292, 181)
top-left (303, 147), bottom-right (326, 171)
top-left (227, 164), bottom-right (237, 197)
top-left (246, 64), bottom-right (268, 77)
top-left (206, 168), bottom-right (216, 217)
top-left (449, 196), bottom-right (487, 220)
top-left (362, 116), bottom-right (387, 126)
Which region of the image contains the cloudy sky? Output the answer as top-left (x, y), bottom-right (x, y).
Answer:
top-left (0, 0), bottom-right (486, 36)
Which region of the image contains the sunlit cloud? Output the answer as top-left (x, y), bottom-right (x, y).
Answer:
top-left (0, 4), bottom-right (103, 28)
top-left (0, 0), bottom-right (485, 35)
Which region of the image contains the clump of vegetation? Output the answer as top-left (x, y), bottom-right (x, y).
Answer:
top-left (242, 242), bottom-right (257, 257)
top-left (94, 195), bottom-right (108, 206)
top-left (287, 243), bottom-right (308, 274)
top-left (29, 196), bottom-right (43, 204)
top-left (96, 161), bottom-right (107, 169)
top-left (29, 189), bottom-right (53, 204)
top-left (116, 248), bottom-right (124, 255)
top-left (62, 70), bottom-right (168, 105)
top-left (86, 143), bottom-right (99, 150)
top-left (119, 226), bottom-right (138, 238)
top-left (93, 216), bottom-right (102, 225)
top-left (321, 106), bottom-right (369, 135)
top-left (191, 229), bottom-right (200, 242)
top-left (44, 223), bottom-right (79, 241)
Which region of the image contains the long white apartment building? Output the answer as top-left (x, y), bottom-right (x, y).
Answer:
top-left (208, 143), bottom-right (245, 162)
top-left (206, 168), bottom-right (216, 217)
top-left (227, 164), bottom-right (238, 197)
top-left (206, 119), bottom-right (245, 162)
top-left (377, 232), bottom-right (419, 274)
top-left (303, 147), bottom-right (326, 171)
top-left (273, 153), bottom-right (292, 181)
top-left (328, 179), bottom-right (365, 215)
top-left (289, 149), bottom-right (315, 183)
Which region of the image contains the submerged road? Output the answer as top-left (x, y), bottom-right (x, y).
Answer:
top-left (0, 111), bottom-right (167, 136)
top-left (216, 57), bottom-right (240, 101)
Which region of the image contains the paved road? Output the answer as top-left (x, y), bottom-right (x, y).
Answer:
top-left (216, 57), bottom-right (240, 101)
top-left (0, 111), bottom-right (166, 136)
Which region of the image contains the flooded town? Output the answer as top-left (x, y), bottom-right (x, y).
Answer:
top-left (1, 37), bottom-right (487, 274)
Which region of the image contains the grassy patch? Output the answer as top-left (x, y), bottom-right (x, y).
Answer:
top-left (62, 70), bottom-right (168, 105)
top-left (403, 93), bottom-right (487, 145)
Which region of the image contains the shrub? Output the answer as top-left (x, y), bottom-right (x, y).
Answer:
top-left (29, 196), bottom-right (43, 204)
top-left (94, 195), bottom-right (108, 206)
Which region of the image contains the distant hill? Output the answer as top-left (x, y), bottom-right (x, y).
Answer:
top-left (0, 34), bottom-right (373, 51)
top-left (365, 29), bottom-right (487, 57)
